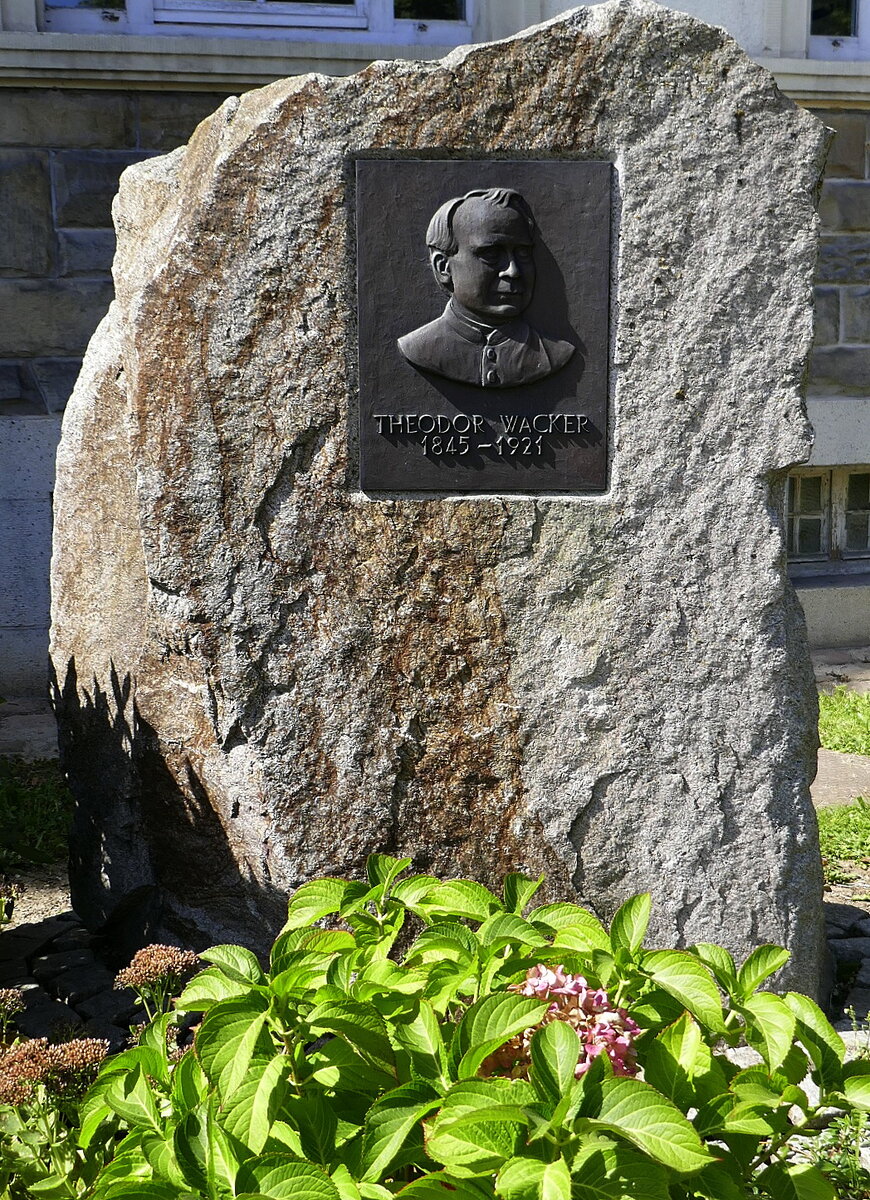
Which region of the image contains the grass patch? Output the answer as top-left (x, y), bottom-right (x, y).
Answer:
top-left (0, 756), bottom-right (72, 870)
top-left (818, 796), bottom-right (870, 884)
top-left (819, 686), bottom-right (870, 757)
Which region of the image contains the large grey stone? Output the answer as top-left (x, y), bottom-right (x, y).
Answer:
top-left (842, 285), bottom-right (870, 343)
top-left (0, 499), bottom-right (51, 627)
top-left (31, 359), bottom-right (84, 413)
top-left (59, 230), bottom-right (116, 277)
top-left (51, 1), bottom-right (827, 994)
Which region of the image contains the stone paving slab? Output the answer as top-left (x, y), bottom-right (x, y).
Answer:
top-left (812, 747), bottom-right (870, 807)
top-left (0, 697), bottom-right (58, 760)
top-left (813, 644), bottom-right (870, 694)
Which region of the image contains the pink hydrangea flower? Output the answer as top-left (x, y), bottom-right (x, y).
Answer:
top-left (481, 964), bottom-right (640, 1080)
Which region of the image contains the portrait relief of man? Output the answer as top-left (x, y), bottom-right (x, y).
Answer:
top-left (397, 187), bottom-right (575, 389)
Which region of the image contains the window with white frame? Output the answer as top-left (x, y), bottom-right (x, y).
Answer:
top-left (43, 0), bottom-right (470, 40)
top-left (809, 0), bottom-right (870, 58)
top-left (787, 467), bottom-right (870, 569)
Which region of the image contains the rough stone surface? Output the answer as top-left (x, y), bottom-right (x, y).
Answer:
top-left (51, 1), bottom-right (827, 993)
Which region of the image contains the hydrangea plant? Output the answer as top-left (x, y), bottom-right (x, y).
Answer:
top-left (7, 857), bottom-right (870, 1198)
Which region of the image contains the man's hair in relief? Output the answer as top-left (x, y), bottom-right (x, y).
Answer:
top-left (426, 188), bottom-right (538, 257)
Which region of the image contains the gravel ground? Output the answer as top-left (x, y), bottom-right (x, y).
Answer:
top-left (4, 860), bottom-right (71, 928)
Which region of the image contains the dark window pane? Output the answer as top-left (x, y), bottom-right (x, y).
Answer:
top-left (799, 474), bottom-right (823, 513)
top-left (848, 472), bottom-right (870, 511)
top-left (847, 512), bottom-right (870, 551)
top-left (395, 0), bottom-right (463, 17)
top-left (786, 476), bottom-right (796, 515)
top-left (787, 516), bottom-right (796, 552)
top-left (811, 0), bottom-right (856, 35)
top-left (798, 518), bottom-right (823, 555)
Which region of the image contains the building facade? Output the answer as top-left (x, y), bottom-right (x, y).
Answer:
top-left (0, 0), bottom-right (867, 692)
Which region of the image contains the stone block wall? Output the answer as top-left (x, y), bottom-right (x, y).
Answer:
top-left (812, 109), bottom-right (870, 395)
top-left (0, 89), bottom-right (231, 417)
top-left (0, 88), bottom-right (230, 695)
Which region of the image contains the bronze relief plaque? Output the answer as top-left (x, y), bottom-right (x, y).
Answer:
top-left (356, 160), bottom-right (611, 493)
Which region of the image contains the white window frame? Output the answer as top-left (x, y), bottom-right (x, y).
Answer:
top-left (787, 469), bottom-right (831, 562)
top-left (43, 0), bottom-right (474, 41)
top-left (152, 0), bottom-right (368, 30)
top-left (788, 466), bottom-right (870, 576)
top-left (809, 0), bottom-right (870, 58)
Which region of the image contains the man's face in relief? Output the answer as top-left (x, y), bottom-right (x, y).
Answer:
top-left (438, 197), bottom-right (537, 324)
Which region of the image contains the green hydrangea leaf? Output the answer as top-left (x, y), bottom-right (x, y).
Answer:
top-left (360, 1081), bottom-right (441, 1181)
top-left (236, 1155), bottom-right (342, 1200)
top-left (195, 994), bottom-right (273, 1096)
top-left (199, 944), bottom-right (266, 986)
top-left (570, 1140), bottom-right (671, 1200)
top-left (609, 894), bottom-right (652, 956)
top-left (283, 879), bottom-right (367, 930)
top-left (218, 1055), bottom-right (291, 1154)
top-left (739, 992), bottom-right (797, 1072)
top-left (453, 993), bottom-right (549, 1079)
top-left (688, 943), bottom-right (739, 996)
top-left (416, 880), bottom-right (504, 924)
top-left (529, 1020), bottom-right (581, 1104)
top-left (502, 874), bottom-right (544, 916)
top-left (178, 965), bottom-right (251, 1011)
top-left (105, 1065), bottom-right (162, 1132)
top-left (736, 945), bottom-right (790, 1000)
top-left (757, 1161), bottom-right (836, 1200)
top-left (496, 1155), bottom-right (571, 1200)
top-left (784, 993), bottom-right (845, 1090)
top-left (640, 950), bottom-right (726, 1033)
top-left (308, 996), bottom-right (397, 1078)
top-left (394, 1173), bottom-right (493, 1198)
top-left (592, 1076), bottom-right (715, 1174)
top-left (366, 854), bottom-right (413, 891)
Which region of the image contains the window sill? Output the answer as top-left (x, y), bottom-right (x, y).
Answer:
top-left (791, 568), bottom-right (870, 589)
top-left (757, 53), bottom-right (870, 104)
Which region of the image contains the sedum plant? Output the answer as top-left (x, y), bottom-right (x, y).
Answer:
top-left (70, 857), bottom-right (870, 1199)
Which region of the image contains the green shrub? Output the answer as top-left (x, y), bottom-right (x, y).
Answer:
top-left (3, 857), bottom-right (869, 1198)
top-left (819, 687), bottom-right (870, 758)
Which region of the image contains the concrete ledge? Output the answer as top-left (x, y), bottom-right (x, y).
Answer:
top-left (762, 56), bottom-right (870, 107)
top-left (807, 395), bottom-right (870, 464)
top-left (0, 32), bottom-right (452, 88)
top-left (796, 578), bottom-right (870, 648)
